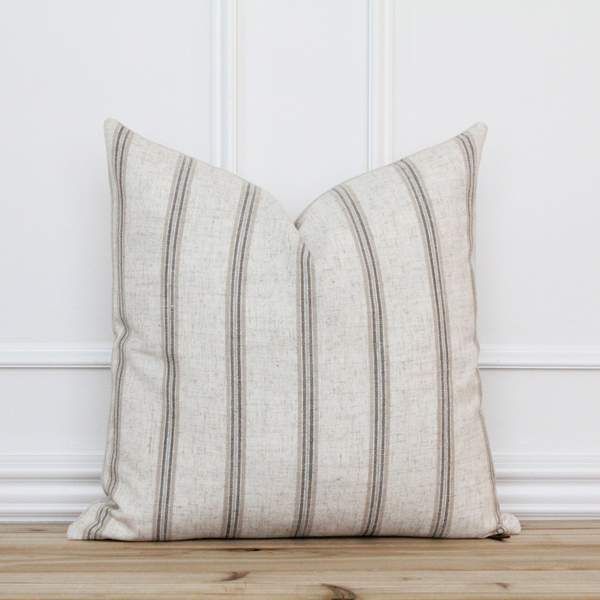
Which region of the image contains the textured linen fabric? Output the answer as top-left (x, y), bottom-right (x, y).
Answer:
top-left (68, 120), bottom-right (520, 541)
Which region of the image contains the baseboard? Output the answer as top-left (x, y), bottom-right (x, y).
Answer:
top-left (0, 454), bottom-right (104, 522)
top-left (0, 452), bottom-right (597, 522)
top-left (494, 454), bottom-right (600, 519)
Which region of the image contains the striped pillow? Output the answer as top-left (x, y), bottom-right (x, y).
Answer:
top-left (68, 120), bottom-right (520, 540)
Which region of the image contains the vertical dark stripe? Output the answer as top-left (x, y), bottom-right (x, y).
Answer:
top-left (86, 124), bottom-right (132, 540)
top-left (456, 132), bottom-right (505, 535)
top-left (153, 155), bottom-right (195, 541)
top-left (223, 183), bottom-right (259, 538)
top-left (333, 184), bottom-right (389, 537)
top-left (293, 244), bottom-right (318, 537)
top-left (456, 133), bottom-right (476, 252)
top-left (395, 159), bottom-right (453, 538)
top-left (85, 504), bottom-right (105, 542)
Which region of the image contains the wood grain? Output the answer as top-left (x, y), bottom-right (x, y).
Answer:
top-left (0, 522), bottom-right (599, 599)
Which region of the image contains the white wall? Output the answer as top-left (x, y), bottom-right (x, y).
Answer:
top-left (0, 0), bottom-right (598, 521)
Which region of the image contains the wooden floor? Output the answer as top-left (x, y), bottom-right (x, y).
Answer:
top-left (1, 522), bottom-right (599, 599)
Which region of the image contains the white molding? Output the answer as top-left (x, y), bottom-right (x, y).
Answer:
top-left (495, 454), bottom-right (600, 519)
top-left (362, 4), bottom-right (600, 373)
top-left (0, 453), bottom-right (597, 522)
top-left (367, 0), bottom-right (394, 170)
top-left (479, 345), bottom-right (600, 370)
top-left (0, 454), bottom-right (104, 522)
top-left (211, 0), bottom-right (238, 172)
top-left (1, 344), bottom-right (599, 370)
top-left (0, 344), bottom-right (111, 369)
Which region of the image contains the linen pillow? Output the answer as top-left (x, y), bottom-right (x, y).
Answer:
top-left (68, 119), bottom-right (519, 540)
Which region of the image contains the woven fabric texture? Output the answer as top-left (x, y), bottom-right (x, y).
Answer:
top-left (68, 120), bottom-right (520, 540)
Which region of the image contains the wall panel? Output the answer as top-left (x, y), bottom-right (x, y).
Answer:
top-left (0, 0), bottom-right (213, 344)
top-left (237, 0), bottom-right (369, 214)
top-left (0, 0), bottom-right (213, 453)
top-left (392, 0), bottom-right (600, 346)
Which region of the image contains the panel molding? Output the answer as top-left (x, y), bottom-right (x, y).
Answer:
top-left (211, 0), bottom-right (238, 172)
top-left (478, 345), bottom-right (600, 370)
top-left (0, 344), bottom-right (111, 369)
top-left (367, 0), bottom-right (394, 170)
top-left (1, 344), bottom-right (598, 370)
top-left (0, 452), bottom-right (597, 522)
top-left (364, 3), bottom-right (600, 374)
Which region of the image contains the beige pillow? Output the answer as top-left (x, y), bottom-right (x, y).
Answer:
top-left (68, 120), bottom-right (519, 540)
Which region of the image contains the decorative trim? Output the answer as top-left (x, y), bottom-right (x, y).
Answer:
top-left (0, 454), bottom-right (104, 522)
top-left (1, 344), bottom-right (599, 370)
top-left (211, 0), bottom-right (238, 172)
top-left (366, 0), bottom-right (394, 170)
top-left (479, 345), bottom-right (600, 370)
top-left (495, 454), bottom-right (600, 519)
top-left (0, 453), bottom-right (597, 522)
top-left (363, 5), bottom-right (600, 373)
top-left (0, 345), bottom-right (111, 369)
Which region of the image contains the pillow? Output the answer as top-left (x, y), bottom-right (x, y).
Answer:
top-left (68, 119), bottom-right (519, 540)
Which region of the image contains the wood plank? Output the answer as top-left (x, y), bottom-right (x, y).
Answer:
top-left (0, 521), bottom-right (598, 599)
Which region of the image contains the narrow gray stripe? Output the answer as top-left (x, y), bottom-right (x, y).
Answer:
top-left (224, 185), bottom-right (250, 539)
top-left (457, 132), bottom-right (504, 535)
top-left (85, 504), bottom-right (106, 541)
top-left (305, 248), bottom-right (317, 534)
top-left (395, 159), bottom-right (452, 538)
top-left (110, 127), bottom-right (133, 492)
top-left (86, 124), bottom-right (132, 540)
top-left (223, 183), bottom-right (259, 538)
top-left (294, 244), bottom-right (318, 537)
top-left (154, 155), bottom-right (195, 541)
top-left (456, 133), bottom-right (476, 251)
top-left (333, 185), bottom-right (388, 537)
